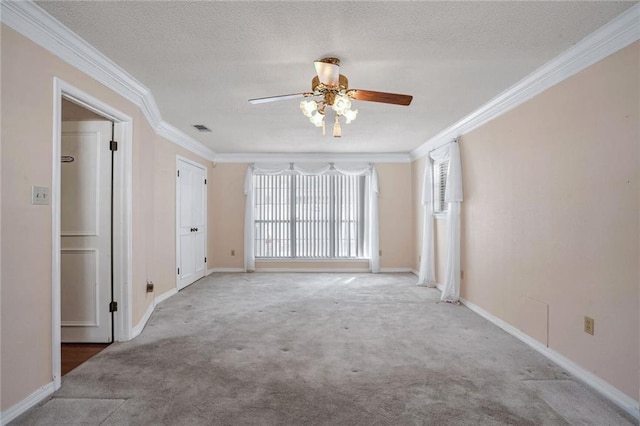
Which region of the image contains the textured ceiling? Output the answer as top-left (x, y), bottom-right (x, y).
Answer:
top-left (37, 1), bottom-right (635, 155)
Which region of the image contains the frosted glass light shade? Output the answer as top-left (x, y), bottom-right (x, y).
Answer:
top-left (309, 111), bottom-right (324, 127)
top-left (343, 108), bottom-right (358, 124)
top-left (300, 100), bottom-right (318, 117)
top-left (332, 95), bottom-right (351, 115)
top-left (314, 61), bottom-right (339, 86)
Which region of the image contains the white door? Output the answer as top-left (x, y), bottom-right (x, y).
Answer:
top-left (61, 121), bottom-right (113, 343)
top-left (177, 159), bottom-right (207, 290)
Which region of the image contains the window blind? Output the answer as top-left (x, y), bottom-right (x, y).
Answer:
top-left (434, 159), bottom-right (449, 213)
top-left (253, 173), bottom-right (365, 259)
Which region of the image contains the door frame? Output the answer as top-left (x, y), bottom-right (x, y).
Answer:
top-left (176, 155), bottom-right (208, 290)
top-left (52, 78), bottom-right (133, 389)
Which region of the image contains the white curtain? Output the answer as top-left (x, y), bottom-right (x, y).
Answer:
top-left (333, 163), bottom-right (380, 273)
top-left (243, 162), bottom-right (379, 273)
top-left (243, 167), bottom-right (255, 271)
top-left (440, 143), bottom-right (463, 302)
top-left (416, 159), bottom-right (436, 287)
top-left (243, 163), bottom-right (291, 271)
top-left (292, 162), bottom-right (332, 175)
top-left (417, 142), bottom-right (463, 302)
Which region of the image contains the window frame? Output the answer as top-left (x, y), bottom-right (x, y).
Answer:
top-left (433, 159), bottom-right (449, 218)
top-left (253, 172), bottom-right (368, 260)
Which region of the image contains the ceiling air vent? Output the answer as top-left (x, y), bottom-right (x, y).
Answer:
top-left (192, 124), bottom-right (212, 132)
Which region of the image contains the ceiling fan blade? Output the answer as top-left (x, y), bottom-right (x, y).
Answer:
top-left (349, 89), bottom-right (413, 106)
top-left (314, 61), bottom-right (340, 86)
top-left (248, 93), bottom-right (309, 104)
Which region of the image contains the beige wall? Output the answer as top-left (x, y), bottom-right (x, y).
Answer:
top-left (377, 163), bottom-right (413, 270)
top-left (207, 162), bottom-right (414, 271)
top-left (209, 163), bottom-right (247, 269)
top-left (458, 42), bottom-right (639, 399)
top-left (411, 157), bottom-right (424, 271)
top-left (61, 98), bottom-right (105, 121)
top-left (0, 26), bottom-right (211, 410)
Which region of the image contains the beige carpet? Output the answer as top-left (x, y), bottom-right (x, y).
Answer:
top-left (12, 273), bottom-right (637, 425)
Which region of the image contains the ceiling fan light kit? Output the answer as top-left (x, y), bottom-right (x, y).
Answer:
top-left (249, 57), bottom-right (413, 137)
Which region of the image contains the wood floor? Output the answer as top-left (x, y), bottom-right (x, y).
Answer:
top-left (61, 343), bottom-right (110, 376)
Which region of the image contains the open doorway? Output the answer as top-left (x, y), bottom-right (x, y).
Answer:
top-left (60, 99), bottom-right (113, 374)
top-left (53, 78), bottom-right (133, 387)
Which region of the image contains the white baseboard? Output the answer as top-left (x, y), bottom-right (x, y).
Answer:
top-left (379, 267), bottom-right (413, 273)
top-left (132, 287), bottom-right (180, 338)
top-left (0, 381), bottom-right (55, 425)
top-left (461, 297), bottom-right (640, 420)
top-left (154, 288), bottom-right (177, 306)
top-left (207, 267), bottom-right (245, 274)
top-left (1, 289), bottom-right (181, 424)
top-left (131, 299), bottom-right (154, 339)
top-left (410, 269), bottom-right (419, 276)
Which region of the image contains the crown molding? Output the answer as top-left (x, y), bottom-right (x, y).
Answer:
top-left (2, 1), bottom-right (636, 164)
top-left (213, 152), bottom-right (412, 164)
top-left (0, 0), bottom-right (216, 162)
top-left (157, 121), bottom-right (216, 162)
top-left (410, 3), bottom-right (640, 160)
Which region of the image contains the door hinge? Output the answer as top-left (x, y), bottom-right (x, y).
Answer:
top-left (177, 267), bottom-right (180, 275)
top-left (177, 170), bottom-right (180, 177)
top-left (204, 179), bottom-right (207, 184)
top-left (109, 140), bottom-right (118, 151)
top-left (204, 257), bottom-right (207, 263)
top-left (109, 301), bottom-right (118, 312)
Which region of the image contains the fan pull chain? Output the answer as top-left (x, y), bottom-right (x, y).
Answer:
top-left (333, 115), bottom-right (341, 138)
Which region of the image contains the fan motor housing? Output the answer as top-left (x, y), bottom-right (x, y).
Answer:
top-left (312, 74), bottom-right (349, 93)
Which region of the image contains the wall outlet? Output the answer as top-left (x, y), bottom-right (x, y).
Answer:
top-left (231, 250), bottom-right (235, 256)
top-left (146, 281), bottom-right (154, 293)
top-left (584, 316), bottom-right (595, 335)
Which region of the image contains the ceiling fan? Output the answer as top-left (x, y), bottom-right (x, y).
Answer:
top-left (248, 57), bottom-right (413, 137)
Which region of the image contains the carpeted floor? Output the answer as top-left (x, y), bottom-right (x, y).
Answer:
top-left (13, 273), bottom-right (637, 425)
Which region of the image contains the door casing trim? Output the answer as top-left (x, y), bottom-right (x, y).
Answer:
top-left (52, 78), bottom-right (134, 389)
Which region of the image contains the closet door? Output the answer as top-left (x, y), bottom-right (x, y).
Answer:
top-left (177, 159), bottom-right (207, 290)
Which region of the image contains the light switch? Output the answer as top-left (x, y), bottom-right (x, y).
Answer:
top-left (32, 186), bottom-right (50, 205)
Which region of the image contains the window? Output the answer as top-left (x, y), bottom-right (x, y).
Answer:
top-left (433, 159), bottom-right (449, 214)
top-left (243, 163), bottom-right (379, 272)
top-left (253, 173), bottom-right (366, 259)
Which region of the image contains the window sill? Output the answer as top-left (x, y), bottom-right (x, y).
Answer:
top-left (255, 258), bottom-right (369, 263)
